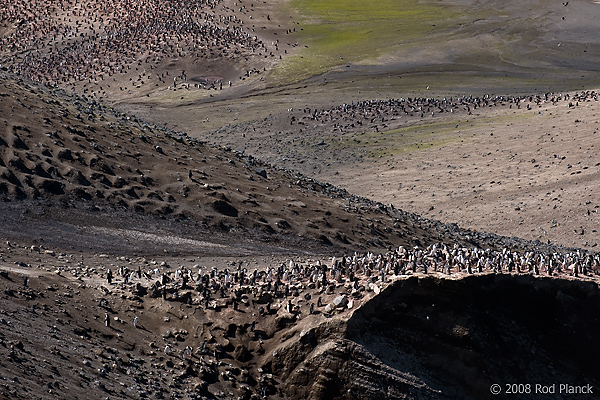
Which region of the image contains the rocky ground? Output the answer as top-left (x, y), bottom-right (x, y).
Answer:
top-left (1, 239), bottom-right (599, 400)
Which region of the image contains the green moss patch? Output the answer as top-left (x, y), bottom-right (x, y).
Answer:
top-left (272, 0), bottom-right (460, 84)
top-left (324, 113), bottom-right (536, 158)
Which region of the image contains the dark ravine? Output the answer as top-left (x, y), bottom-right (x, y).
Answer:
top-left (270, 275), bottom-right (600, 400)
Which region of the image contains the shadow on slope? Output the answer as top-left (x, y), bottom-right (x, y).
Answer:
top-left (267, 275), bottom-right (600, 400)
top-left (345, 275), bottom-right (600, 399)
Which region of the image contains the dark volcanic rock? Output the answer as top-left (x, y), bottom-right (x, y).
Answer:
top-left (212, 200), bottom-right (238, 217)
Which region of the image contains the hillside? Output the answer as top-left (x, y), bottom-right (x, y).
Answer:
top-left (3, 70), bottom-right (532, 258)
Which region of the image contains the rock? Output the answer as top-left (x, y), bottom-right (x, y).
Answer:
top-left (148, 286), bottom-right (161, 298)
top-left (212, 200), bottom-right (238, 217)
top-left (194, 381), bottom-right (210, 395)
top-left (9, 340), bottom-right (24, 350)
top-left (234, 345), bottom-right (253, 362)
top-left (255, 291), bottom-right (273, 304)
top-left (198, 366), bottom-right (218, 383)
top-left (368, 283), bottom-right (381, 295)
top-left (333, 295), bottom-right (348, 308)
top-left (255, 168), bottom-right (267, 178)
top-left (132, 283), bottom-right (147, 296)
top-left (275, 219), bottom-right (291, 230)
top-left (275, 313), bottom-right (295, 330)
top-left (217, 337), bottom-right (235, 352)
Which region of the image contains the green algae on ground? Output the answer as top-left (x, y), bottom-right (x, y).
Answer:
top-left (271, 0), bottom-right (460, 84)
top-left (324, 113), bottom-right (537, 158)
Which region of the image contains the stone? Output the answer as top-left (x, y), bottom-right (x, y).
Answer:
top-left (234, 345), bottom-right (253, 362)
top-left (368, 283), bottom-right (381, 295)
top-left (255, 168), bottom-right (267, 178)
top-left (333, 295), bottom-right (348, 308)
